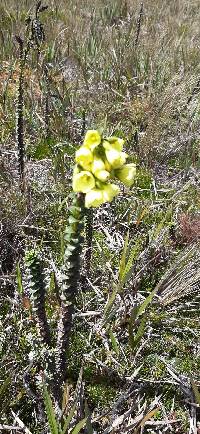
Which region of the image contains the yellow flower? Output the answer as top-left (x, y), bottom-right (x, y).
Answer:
top-left (105, 148), bottom-right (127, 169)
top-left (73, 171), bottom-right (95, 193)
top-left (106, 137), bottom-right (124, 151)
top-left (83, 130), bottom-right (101, 150)
top-left (103, 140), bottom-right (127, 169)
top-left (85, 188), bottom-right (105, 208)
top-left (95, 170), bottom-right (110, 182)
top-left (103, 183), bottom-right (120, 201)
top-left (75, 146), bottom-right (93, 171)
top-left (91, 156), bottom-right (105, 174)
top-left (85, 183), bottom-right (120, 208)
top-left (115, 163), bottom-right (136, 187)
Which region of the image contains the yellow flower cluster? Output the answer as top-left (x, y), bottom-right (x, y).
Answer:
top-left (72, 130), bottom-right (136, 208)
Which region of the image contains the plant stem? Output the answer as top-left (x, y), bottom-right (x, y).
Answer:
top-left (54, 193), bottom-right (85, 404)
top-left (85, 208), bottom-right (93, 276)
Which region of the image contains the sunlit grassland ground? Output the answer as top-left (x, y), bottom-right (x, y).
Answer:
top-left (0, 0), bottom-right (200, 433)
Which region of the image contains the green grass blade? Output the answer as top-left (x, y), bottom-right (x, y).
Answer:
top-left (0, 375), bottom-right (11, 415)
top-left (119, 230), bottom-right (129, 281)
top-left (70, 417), bottom-right (87, 434)
top-left (62, 367), bottom-right (83, 433)
top-left (84, 400), bottom-right (93, 434)
top-left (16, 261), bottom-right (23, 295)
top-left (137, 287), bottom-right (158, 317)
top-left (43, 385), bottom-right (59, 434)
top-left (109, 330), bottom-right (119, 355)
top-left (129, 316), bottom-right (147, 351)
top-left (104, 283), bottom-right (119, 316)
top-left (121, 238), bottom-right (142, 285)
top-left (62, 402), bottom-right (77, 434)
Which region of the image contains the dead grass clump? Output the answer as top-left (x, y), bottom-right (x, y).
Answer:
top-left (178, 213), bottom-right (200, 244)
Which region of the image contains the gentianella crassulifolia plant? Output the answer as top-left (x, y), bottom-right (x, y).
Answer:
top-left (55, 131), bottom-right (136, 400)
top-left (26, 130), bottom-right (136, 407)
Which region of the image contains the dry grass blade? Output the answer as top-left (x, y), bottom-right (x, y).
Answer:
top-left (190, 378), bottom-right (200, 405)
top-left (11, 411), bottom-right (33, 434)
top-left (0, 425), bottom-right (26, 431)
top-left (104, 395), bottom-right (161, 433)
top-left (135, 2), bottom-right (144, 47)
top-left (162, 363), bottom-right (198, 434)
top-left (157, 243), bottom-right (200, 305)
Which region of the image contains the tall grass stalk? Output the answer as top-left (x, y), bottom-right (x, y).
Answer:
top-left (15, 35), bottom-right (25, 190)
top-left (135, 2), bottom-right (144, 47)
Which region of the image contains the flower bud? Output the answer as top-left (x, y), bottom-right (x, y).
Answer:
top-left (95, 170), bottom-right (110, 182)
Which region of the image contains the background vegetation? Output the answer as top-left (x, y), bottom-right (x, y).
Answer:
top-left (0, 0), bottom-right (200, 432)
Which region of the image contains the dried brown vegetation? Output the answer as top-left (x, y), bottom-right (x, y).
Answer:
top-left (178, 213), bottom-right (200, 244)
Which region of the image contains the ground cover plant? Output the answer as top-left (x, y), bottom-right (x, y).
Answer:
top-left (0, 0), bottom-right (200, 433)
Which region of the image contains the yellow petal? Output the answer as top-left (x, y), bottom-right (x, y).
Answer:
top-left (85, 188), bottom-right (105, 208)
top-left (91, 156), bottom-right (105, 174)
top-left (72, 171), bottom-right (95, 193)
top-left (103, 140), bottom-right (111, 151)
top-left (106, 137), bottom-right (124, 151)
top-left (115, 163), bottom-right (136, 187)
top-left (105, 149), bottom-right (127, 169)
top-left (83, 130), bottom-right (101, 149)
top-left (75, 146), bottom-right (93, 171)
top-left (103, 183), bottom-right (120, 201)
